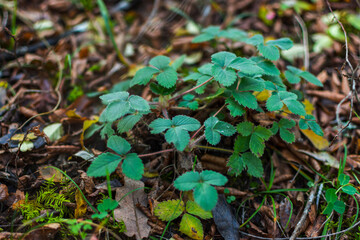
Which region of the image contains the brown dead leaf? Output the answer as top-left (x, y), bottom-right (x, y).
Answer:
top-left (114, 177), bottom-right (150, 240)
top-left (306, 90), bottom-right (346, 103)
top-left (23, 223), bottom-right (61, 240)
top-left (0, 184), bottom-right (9, 201)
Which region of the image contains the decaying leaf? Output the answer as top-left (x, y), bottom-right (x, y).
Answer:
top-left (114, 177), bottom-right (150, 239)
top-left (75, 189), bottom-right (87, 218)
top-left (301, 129), bottom-right (329, 150)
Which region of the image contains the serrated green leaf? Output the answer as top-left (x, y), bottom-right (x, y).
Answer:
top-left (258, 43), bottom-right (280, 61)
top-left (214, 121), bottom-right (236, 136)
top-left (156, 67), bottom-right (178, 88)
top-left (174, 172), bottom-right (201, 191)
top-left (237, 122), bottom-right (254, 136)
top-left (100, 91), bottom-right (129, 105)
top-left (278, 118), bottom-right (295, 143)
top-left (299, 71), bottom-right (323, 87)
top-left (198, 63), bottom-right (213, 75)
top-left (342, 185), bottom-right (358, 195)
top-left (254, 126), bottom-right (272, 140)
top-left (334, 200), bottom-right (345, 214)
top-left (270, 122), bottom-right (279, 135)
top-left (212, 65), bottom-right (237, 87)
top-left (226, 98), bottom-right (246, 117)
top-left (325, 188), bottom-right (337, 203)
top-left (172, 55), bottom-right (186, 70)
top-left (242, 152), bottom-right (263, 177)
top-left (184, 72), bottom-right (202, 81)
top-left (283, 99), bottom-right (306, 116)
top-left (186, 200), bottom-right (212, 219)
top-left (252, 57), bottom-right (280, 76)
top-left (107, 136), bottom-right (131, 155)
top-left (193, 183), bottom-right (218, 211)
top-left (211, 51), bottom-right (237, 67)
top-left (87, 152), bottom-right (122, 177)
top-left (266, 93), bottom-right (283, 112)
top-left (117, 114), bottom-right (143, 133)
top-left (122, 153), bottom-right (144, 180)
top-left (323, 202), bottom-right (334, 215)
top-left (128, 95), bottom-right (150, 111)
top-left (165, 127), bottom-right (190, 151)
top-left (98, 198), bottom-right (118, 212)
top-left (249, 134), bottom-right (265, 156)
top-left (192, 33), bottom-right (215, 43)
top-left (266, 38), bottom-right (293, 50)
top-left (285, 70), bottom-right (301, 84)
top-left (204, 127), bottom-right (221, 145)
top-left (234, 135), bottom-right (250, 153)
top-left (237, 77), bottom-right (265, 92)
top-left (131, 67), bottom-right (159, 86)
top-left (179, 213), bottom-right (204, 240)
top-left (228, 57), bottom-right (264, 75)
top-left (149, 118), bottom-right (172, 134)
top-left (227, 153), bottom-right (244, 176)
top-left (233, 91), bottom-right (258, 109)
top-left (218, 28), bottom-right (247, 41)
top-left (154, 200), bottom-right (184, 221)
top-left (101, 101), bottom-right (131, 122)
top-left (245, 34), bottom-right (264, 46)
top-left (308, 121), bottom-right (324, 136)
top-left (100, 123), bottom-right (114, 139)
top-left (187, 101), bottom-right (199, 110)
top-left (150, 55), bottom-right (171, 70)
top-left (172, 115), bottom-right (201, 131)
top-left (200, 170), bottom-right (228, 186)
top-left (338, 174), bottom-right (350, 185)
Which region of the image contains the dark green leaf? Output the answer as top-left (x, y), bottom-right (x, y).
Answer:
top-left (122, 153), bottom-right (144, 180)
top-left (107, 136), bottom-right (131, 155)
top-left (87, 152), bottom-right (122, 177)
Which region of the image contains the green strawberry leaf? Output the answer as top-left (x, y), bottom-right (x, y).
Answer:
top-left (156, 66), bottom-right (178, 88)
top-left (193, 183), bottom-right (218, 211)
top-left (107, 136), bottom-right (131, 155)
top-left (150, 55), bottom-right (171, 70)
top-left (122, 153), bottom-right (144, 180)
top-left (242, 152), bottom-right (263, 177)
top-left (172, 115), bottom-right (201, 131)
top-left (87, 152), bottom-right (122, 177)
top-left (117, 114), bottom-right (143, 133)
top-left (131, 67), bottom-right (159, 86)
top-left (266, 38), bottom-right (293, 50)
top-left (226, 98), bottom-right (246, 117)
top-left (211, 51), bottom-right (237, 67)
top-left (258, 43), bottom-right (280, 61)
top-left (212, 65), bottom-right (237, 87)
top-left (165, 127), bottom-right (190, 151)
top-left (174, 172), bottom-right (201, 191)
top-left (233, 91), bottom-right (258, 109)
top-left (128, 95), bottom-right (150, 112)
top-left (149, 118), bottom-right (172, 134)
top-left (200, 170), bottom-right (228, 186)
top-left (227, 153), bottom-right (244, 176)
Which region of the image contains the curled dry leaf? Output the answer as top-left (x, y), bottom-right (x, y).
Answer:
top-left (0, 184), bottom-right (9, 201)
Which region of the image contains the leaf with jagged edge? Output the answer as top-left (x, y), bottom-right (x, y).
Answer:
top-left (87, 152), bottom-right (122, 177)
top-left (122, 153), bottom-right (144, 180)
top-left (278, 118), bottom-right (296, 143)
top-left (156, 67), bottom-right (178, 88)
top-left (154, 199), bottom-right (184, 221)
top-left (179, 213), bottom-right (204, 240)
top-left (212, 65), bottom-right (237, 87)
top-left (227, 153), bottom-right (244, 176)
top-left (226, 98), bottom-right (246, 117)
top-left (242, 152), bottom-right (263, 177)
top-left (186, 200), bottom-right (212, 220)
top-left (258, 43), bottom-right (280, 61)
top-left (131, 67), bottom-right (159, 86)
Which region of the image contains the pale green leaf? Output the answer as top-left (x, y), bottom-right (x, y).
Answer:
top-left (200, 170), bottom-right (228, 186)
top-left (149, 118), bottom-right (172, 134)
top-left (266, 38), bottom-right (293, 50)
top-left (156, 67), bottom-right (178, 88)
top-left (131, 67), bottom-right (159, 86)
top-left (128, 95), bottom-right (150, 111)
top-left (211, 51), bottom-right (237, 67)
top-left (165, 127), bottom-right (190, 151)
top-left (87, 152), bottom-right (122, 177)
top-left (117, 114), bottom-right (143, 133)
top-left (122, 153), bottom-right (144, 180)
top-left (174, 172), bottom-right (201, 191)
top-left (258, 43), bottom-right (280, 61)
top-left (193, 183), bottom-right (218, 211)
top-left (107, 135), bottom-right (131, 155)
top-left (100, 91), bottom-right (129, 105)
top-left (150, 55), bottom-right (171, 70)
top-left (172, 115), bottom-right (201, 131)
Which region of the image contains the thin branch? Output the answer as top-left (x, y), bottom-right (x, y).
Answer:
top-left (289, 175), bottom-right (319, 240)
top-left (138, 148), bottom-right (175, 158)
top-left (169, 76), bottom-right (214, 102)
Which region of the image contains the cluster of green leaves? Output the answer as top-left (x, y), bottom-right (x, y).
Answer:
top-left (87, 135), bottom-right (144, 180)
top-left (86, 25), bottom-right (325, 214)
top-left (154, 199), bottom-right (212, 240)
top-left (174, 170), bottom-right (228, 211)
top-left (324, 172), bottom-right (358, 215)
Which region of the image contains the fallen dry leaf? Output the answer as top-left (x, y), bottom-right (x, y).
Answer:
top-left (114, 177), bottom-right (150, 240)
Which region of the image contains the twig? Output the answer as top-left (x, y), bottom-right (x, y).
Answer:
top-left (289, 175), bottom-right (319, 240)
top-left (169, 76), bottom-right (214, 102)
top-left (294, 14), bottom-right (309, 71)
top-left (138, 148), bottom-right (175, 158)
top-left (325, 0), bottom-right (357, 147)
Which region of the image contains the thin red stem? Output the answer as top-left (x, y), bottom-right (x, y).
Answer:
top-left (169, 76), bottom-right (214, 102)
top-left (138, 148), bottom-right (175, 158)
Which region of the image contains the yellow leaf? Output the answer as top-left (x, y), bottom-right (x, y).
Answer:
top-left (254, 90), bottom-right (271, 102)
top-left (302, 99), bottom-right (315, 115)
top-left (39, 166), bottom-right (63, 182)
top-left (81, 116), bottom-right (99, 149)
top-left (301, 129), bottom-right (329, 150)
top-left (66, 109), bottom-right (83, 119)
top-left (11, 132), bottom-right (37, 141)
top-left (179, 213), bottom-right (203, 240)
top-left (75, 189), bottom-right (87, 218)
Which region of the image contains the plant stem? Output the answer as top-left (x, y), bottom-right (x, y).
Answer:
top-left (195, 145), bottom-right (234, 153)
top-left (169, 76), bottom-right (214, 102)
top-left (138, 148), bottom-right (175, 158)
